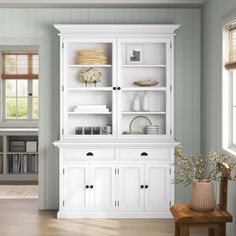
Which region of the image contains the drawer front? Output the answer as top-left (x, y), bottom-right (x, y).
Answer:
top-left (62, 148), bottom-right (115, 161)
top-left (118, 148), bottom-right (171, 161)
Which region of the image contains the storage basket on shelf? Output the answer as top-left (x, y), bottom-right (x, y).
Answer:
top-left (76, 49), bottom-right (108, 65)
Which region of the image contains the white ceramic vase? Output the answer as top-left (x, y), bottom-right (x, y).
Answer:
top-left (132, 94), bottom-right (141, 111)
top-left (190, 179), bottom-right (216, 212)
top-left (142, 92), bottom-right (150, 112)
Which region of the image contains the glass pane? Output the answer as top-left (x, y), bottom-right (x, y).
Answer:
top-left (5, 80), bottom-right (16, 97)
top-left (33, 98), bottom-right (39, 119)
top-left (5, 55), bottom-right (16, 74)
top-left (233, 71), bottom-right (236, 106)
top-left (33, 55), bottom-right (39, 74)
top-left (233, 107), bottom-right (236, 145)
top-left (17, 55), bottom-right (28, 74)
top-left (6, 98), bottom-right (16, 119)
top-left (17, 98), bottom-right (28, 119)
top-left (33, 80), bottom-right (39, 97)
top-left (17, 80), bottom-right (27, 97)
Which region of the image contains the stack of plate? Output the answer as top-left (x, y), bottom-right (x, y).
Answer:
top-left (145, 125), bottom-right (159, 135)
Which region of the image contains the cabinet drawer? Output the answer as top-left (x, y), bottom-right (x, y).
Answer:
top-left (118, 148), bottom-right (171, 161)
top-left (62, 148), bottom-right (115, 161)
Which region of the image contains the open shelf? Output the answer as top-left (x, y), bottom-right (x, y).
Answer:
top-left (7, 173), bottom-right (38, 175)
top-left (122, 64), bottom-right (166, 68)
top-left (122, 87), bottom-right (167, 91)
top-left (122, 111), bottom-right (166, 115)
top-left (68, 64), bottom-right (112, 68)
top-left (7, 152), bottom-right (38, 155)
top-left (0, 134), bottom-right (39, 179)
top-left (68, 112), bottom-right (112, 115)
top-left (68, 87), bottom-right (113, 91)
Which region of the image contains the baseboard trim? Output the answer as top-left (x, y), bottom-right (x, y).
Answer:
top-left (57, 211), bottom-right (172, 219)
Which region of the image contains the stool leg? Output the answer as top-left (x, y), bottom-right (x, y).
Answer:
top-left (218, 223), bottom-right (226, 236)
top-left (208, 228), bottom-right (216, 236)
top-left (180, 223), bottom-right (190, 236)
top-left (175, 222), bottom-right (180, 236)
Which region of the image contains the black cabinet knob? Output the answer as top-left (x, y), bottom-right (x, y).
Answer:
top-left (85, 185), bottom-right (89, 189)
top-left (140, 185), bottom-right (144, 189)
top-left (86, 152), bottom-right (94, 156)
top-left (117, 87), bottom-right (121, 90)
top-left (141, 152), bottom-right (148, 156)
top-left (90, 185), bottom-right (94, 189)
top-left (145, 185), bottom-right (149, 189)
top-left (113, 87), bottom-right (117, 90)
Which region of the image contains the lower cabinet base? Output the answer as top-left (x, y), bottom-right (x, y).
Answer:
top-left (57, 211), bottom-right (172, 219)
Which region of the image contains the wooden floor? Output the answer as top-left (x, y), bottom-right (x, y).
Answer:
top-left (0, 199), bottom-right (207, 236)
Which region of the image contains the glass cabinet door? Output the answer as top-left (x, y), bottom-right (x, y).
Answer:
top-left (62, 38), bottom-right (116, 139)
top-left (117, 38), bottom-right (172, 140)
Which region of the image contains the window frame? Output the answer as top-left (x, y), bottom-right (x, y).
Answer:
top-left (2, 79), bottom-right (39, 121)
top-left (222, 22), bottom-right (236, 155)
top-left (0, 52), bottom-right (39, 125)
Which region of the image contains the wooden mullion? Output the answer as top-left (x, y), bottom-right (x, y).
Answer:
top-left (29, 54), bottom-right (33, 75)
top-left (1, 74), bottom-right (38, 80)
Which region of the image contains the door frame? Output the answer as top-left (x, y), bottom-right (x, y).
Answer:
top-left (0, 38), bottom-right (46, 209)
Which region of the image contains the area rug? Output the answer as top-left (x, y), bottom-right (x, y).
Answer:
top-left (0, 185), bottom-right (39, 199)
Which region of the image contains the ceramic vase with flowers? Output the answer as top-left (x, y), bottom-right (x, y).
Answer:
top-left (174, 146), bottom-right (236, 212)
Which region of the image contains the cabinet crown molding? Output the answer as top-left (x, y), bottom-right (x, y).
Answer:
top-left (54, 24), bottom-right (180, 35)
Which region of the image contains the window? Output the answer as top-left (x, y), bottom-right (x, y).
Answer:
top-left (223, 24), bottom-right (236, 153)
top-left (233, 71), bottom-right (236, 146)
top-left (1, 53), bottom-right (39, 120)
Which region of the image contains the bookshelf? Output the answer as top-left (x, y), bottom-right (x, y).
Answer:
top-left (0, 131), bottom-right (38, 182)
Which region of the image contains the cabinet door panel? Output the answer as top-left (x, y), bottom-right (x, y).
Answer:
top-left (119, 163), bottom-right (144, 212)
top-left (64, 163), bottom-right (89, 211)
top-left (90, 163), bottom-right (116, 212)
top-left (145, 163), bottom-right (170, 212)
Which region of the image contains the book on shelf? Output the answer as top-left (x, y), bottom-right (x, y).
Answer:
top-left (26, 141), bottom-right (38, 152)
top-left (0, 154), bottom-right (3, 173)
top-left (74, 105), bottom-right (109, 113)
top-left (8, 154), bottom-right (38, 174)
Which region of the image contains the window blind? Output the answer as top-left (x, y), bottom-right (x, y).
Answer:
top-left (225, 26), bottom-right (236, 70)
top-left (1, 52), bottom-right (38, 80)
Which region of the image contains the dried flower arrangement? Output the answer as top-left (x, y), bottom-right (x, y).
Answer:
top-left (174, 146), bottom-right (236, 186)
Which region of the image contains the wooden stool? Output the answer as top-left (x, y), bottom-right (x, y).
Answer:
top-left (170, 163), bottom-right (233, 236)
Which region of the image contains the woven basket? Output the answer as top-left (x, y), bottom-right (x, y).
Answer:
top-left (76, 49), bottom-right (108, 65)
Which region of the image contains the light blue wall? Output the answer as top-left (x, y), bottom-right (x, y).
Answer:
top-left (0, 8), bottom-right (201, 209)
top-left (202, 0), bottom-right (236, 235)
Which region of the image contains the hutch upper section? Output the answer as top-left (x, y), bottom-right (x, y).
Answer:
top-left (54, 24), bottom-right (180, 142)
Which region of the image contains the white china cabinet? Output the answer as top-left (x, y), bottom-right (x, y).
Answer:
top-left (54, 24), bottom-right (180, 218)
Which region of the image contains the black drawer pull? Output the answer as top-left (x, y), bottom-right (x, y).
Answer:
top-left (113, 87), bottom-right (116, 90)
top-left (86, 152), bottom-right (94, 156)
top-left (117, 87), bottom-right (121, 90)
top-left (85, 185), bottom-right (89, 189)
top-left (145, 185), bottom-right (149, 189)
top-left (140, 185), bottom-right (144, 189)
top-left (90, 185), bottom-right (94, 189)
top-left (141, 152), bottom-right (148, 156)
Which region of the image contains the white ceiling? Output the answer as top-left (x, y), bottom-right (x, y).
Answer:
top-left (0, 0), bottom-right (207, 8)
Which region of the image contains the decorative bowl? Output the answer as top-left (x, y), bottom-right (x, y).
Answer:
top-left (134, 78), bottom-right (159, 87)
